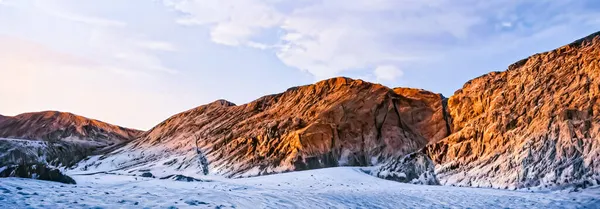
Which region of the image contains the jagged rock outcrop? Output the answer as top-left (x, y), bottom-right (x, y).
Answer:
top-left (373, 151), bottom-right (439, 185)
top-left (80, 78), bottom-right (449, 178)
top-left (0, 163), bottom-right (76, 184)
top-left (0, 111), bottom-right (141, 167)
top-left (427, 32), bottom-right (600, 189)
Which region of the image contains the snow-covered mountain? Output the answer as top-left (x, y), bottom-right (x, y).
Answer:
top-left (0, 111), bottom-right (141, 168)
top-left (74, 78), bottom-right (448, 179)
top-left (71, 32), bottom-right (600, 191)
top-left (4, 32), bottom-right (600, 196)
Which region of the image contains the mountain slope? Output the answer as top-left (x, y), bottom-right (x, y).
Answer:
top-left (0, 111), bottom-right (140, 144)
top-left (0, 111), bottom-right (142, 167)
top-left (77, 78), bottom-right (448, 178)
top-left (427, 32), bottom-right (600, 189)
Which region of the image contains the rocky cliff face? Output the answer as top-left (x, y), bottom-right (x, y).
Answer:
top-left (392, 88), bottom-right (450, 144)
top-left (427, 32), bottom-right (600, 189)
top-left (80, 78), bottom-right (448, 178)
top-left (0, 111), bottom-right (141, 167)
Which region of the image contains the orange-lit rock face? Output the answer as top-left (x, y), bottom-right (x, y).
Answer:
top-left (428, 32), bottom-right (600, 189)
top-left (0, 111), bottom-right (140, 144)
top-left (393, 88), bottom-right (450, 143)
top-left (117, 77), bottom-right (448, 177)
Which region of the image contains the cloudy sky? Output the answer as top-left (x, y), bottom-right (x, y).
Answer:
top-left (1, 0), bottom-right (599, 130)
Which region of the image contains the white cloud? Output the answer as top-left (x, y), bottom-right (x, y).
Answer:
top-left (164, 0), bottom-right (600, 81)
top-left (29, 1), bottom-right (178, 75)
top-left (135, 41), bottom-right (178, 52)
top-left (167, 0), bottom-right (283, 46)
top-left (160, 0), bottom-right (485, 79)
top-left (374, 65), bottom-right (403, 81)
top-left (0, 36), bottom-right (174, 129)
top-left (0, 0), bottom-right (184, 129)
top-left (33, 0), bottom-right (127, 27)
top-left (87, 29), bottom-right (177, 75)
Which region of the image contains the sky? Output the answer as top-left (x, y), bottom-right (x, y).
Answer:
top-left (0, 0), bottom-right (599, 130)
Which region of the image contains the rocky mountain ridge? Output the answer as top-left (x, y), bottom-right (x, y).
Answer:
top-left (0, 111), bottom-right (141, 168)
top-left (76, 77), bottom-right (449, 178)
top-left (0, 111), bottom-right (140, 144)
top-left (3, 31), bottom-right (600, 190)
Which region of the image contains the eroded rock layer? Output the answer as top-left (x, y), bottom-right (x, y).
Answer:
top-left (427, 32), bottom-right (600, 189)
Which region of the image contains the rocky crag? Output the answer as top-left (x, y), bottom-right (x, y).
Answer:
top-left (78, 78), bottom-right (448, 178)
top-left (427, 32), bottom-right (600, 189)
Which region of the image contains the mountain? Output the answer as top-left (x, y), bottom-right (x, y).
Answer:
top-left (0, 111), bottom-right (141, 167)
top-left (427, 32), bottom-right (600, 189)
top-left (0, 114), bottom-right (11, 125)
top-left (12, 32), bottom-right (600, 191)
top-left (0, 111), bottom-right (140, 144)
top-left (77, 78), bottom-right (448, 178)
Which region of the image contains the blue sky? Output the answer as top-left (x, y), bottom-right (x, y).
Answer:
top-left (0, 0), bottom-right (599, 130)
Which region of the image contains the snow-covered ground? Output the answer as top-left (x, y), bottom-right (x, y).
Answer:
top-left (1, 167), bottom-right (599, 209)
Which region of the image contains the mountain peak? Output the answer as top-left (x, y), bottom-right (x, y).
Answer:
top-left (568, 30), bottom-right (600, 47)
top-left (314, 76), bottom-right (355, 86)
top-left (209, 99), bottom-right (236, 107)
top-left (507, 31), bottom-right (600, 72)
top-left (285, 77), bottom-right (381, 95)
top-left (15, 110), bottom-right (84, 121)
top-left (393, 87), bottom-right (444, 100)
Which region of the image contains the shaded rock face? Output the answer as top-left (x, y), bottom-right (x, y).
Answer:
top-left (373, 151), bottom-right (439, 185)
top-left (427, 32), bottom-right (600, 189)
top-left (0, 163), bottom-right (76, 184)
top-left (159, 175), bottom-right (208, 182)
top-left (90, 78), bottom-right (448, 178)
top-left (0, 111), bottom-right (141, 168)
top-left (140, 172), bottom-right (154, 178)
top-left (0, 139), bottom-right (96, 168)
